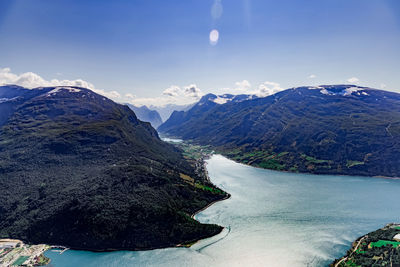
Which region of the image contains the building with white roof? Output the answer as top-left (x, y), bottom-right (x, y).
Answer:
top-left (393, 233), bottom-right (400, 242)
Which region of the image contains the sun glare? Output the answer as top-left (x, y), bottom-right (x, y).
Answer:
top-left (209, 29), bottom-right (219, 45)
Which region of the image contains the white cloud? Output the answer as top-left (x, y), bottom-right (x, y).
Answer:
top-left (93, 89), bottom-right (121, 100)
top-left (308, 74), bottom-right (316, 79)
top-left (132, 84), bottom-right (203, 107)
top-left (217, 80), bottom-right (251, 95)
top-left (162, 85), bottom-right (180, 97)
top-left (125, 93), bottom-right (136, 99)
top-left (380, 83), bottom-right (387, 89)
top-left (347, 77), bottom-right (360, 84)
top-left (235, 80), bottom-right (251, 91)
top-left (0, 68), bottom-right (287, 107)
top-left (220, 80), bottom-right (283, 97)
top-left (256, 81), bottom-right (283, 97)
top-left (162, 84), bottom-right (202, 99)
top-left (0, 67), bottom-right (124, 101)
top-left (0, 67), bottom-right (95, 90)
top-left (184, 84), bottom-right (202, 98)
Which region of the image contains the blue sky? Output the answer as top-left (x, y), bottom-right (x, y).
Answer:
top-left (0, 0), bottom-right (399, 105)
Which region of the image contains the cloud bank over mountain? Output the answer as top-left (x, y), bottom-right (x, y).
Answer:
top-left (131, 84), bottom-right (204, 107)
top-left (130, 80), bottom-right (284, 107)
top-left (0, 67), bottom-right (121, 101)
top-left (218, 80), bottom-right (284, 97)
top-left (0, 68), bottom-right (205, 107)
top-left (0, 68), bottom-right (313, 107)
top-left (0, 67), bottom-right (94, 90)
top-left (0, 67), bottom-right (378, 108)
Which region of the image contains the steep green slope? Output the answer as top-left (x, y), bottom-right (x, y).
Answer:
top-left (0, 85), bottom-right (227, 250)
top-left (159, 85), bottom-right (400, 177)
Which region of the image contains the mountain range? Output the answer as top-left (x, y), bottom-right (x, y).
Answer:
top-left (126, 104), bottom-right (163, 128)
top-left (158, 93), bottom-right (254, 133)
top-left (158, 85), bottom-right (400, 177)
top-left (149, 103), bottom-right (193, 122)
top-left (0, 85), bottom-right (227, 250)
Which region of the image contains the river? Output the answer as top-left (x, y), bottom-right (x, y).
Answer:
top-left (45, 155), bottom-right (400, 266)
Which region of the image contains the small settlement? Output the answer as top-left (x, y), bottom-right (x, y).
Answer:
top-left (0, 239), bottom-right (50, 267)
top-left (332, 223), bottom-right (400, 267)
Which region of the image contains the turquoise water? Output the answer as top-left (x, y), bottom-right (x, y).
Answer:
top-left (45, 155), bottom-right (400, 266)
top-left (160, 137), bottom-right (183, 143)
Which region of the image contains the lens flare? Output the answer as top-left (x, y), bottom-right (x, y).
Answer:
top-left (209, 29), bottom-right (219, 45)
top-left (211, 0), bottom-right (223, 19)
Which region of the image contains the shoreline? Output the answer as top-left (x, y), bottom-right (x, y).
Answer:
top-left (42, 193), bottom-right (231, 253)
top-left (175, 194), bottom-right (231, 248)
top-left (178, 155), bottom-right (231, 248)
top-left (221, 153), bottom-right (400, 180)
top-left (160, 135), bottom-right (400, 180)
top-left (189, 151), bottom-right (230, 219)
top-left (43, 153), bottom-right (231, 253)
top-left (190, 193), bottom-right (231, 220)
top-left (159, 135), bottom-right (400, 180)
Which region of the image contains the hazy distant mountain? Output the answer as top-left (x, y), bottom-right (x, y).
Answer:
top-left (0, 85), bottom-right (226, 250)
top-left (126, 103), bottom-right (163, 128)
top-left (158, 93), bottom-right (254, 132)
top-left (149, 103), bottom-right (193, 122)
top-left (159, 85), bottom-right (400, 177)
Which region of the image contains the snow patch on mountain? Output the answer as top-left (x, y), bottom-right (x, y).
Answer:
top-left (213, 96), bottom-right (229, 104)
top-left (46, 87), bottom-right (81, 96)
top-left (343, 87), bottom-right (364, 96)
top-left (0, 97), bottom-right (19, 103)
top-left (308, 86), bottom-right (325, 90)
top-left (316, 86), bottom-right (369, 97)
top-left (320, 88), bottom-right (332, 95)
top-left (210, 94), bottom-right (256, 104)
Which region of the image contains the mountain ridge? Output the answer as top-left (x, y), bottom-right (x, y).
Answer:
top-left (157, 93), bottom-right (253, 132)
top-left (0, 85), bottom-right (227, 251)
top-left (159, 85), bottom-right (400, 177)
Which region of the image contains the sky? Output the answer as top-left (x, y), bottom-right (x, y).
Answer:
top-left (0, 0), bottom-right (399, 106)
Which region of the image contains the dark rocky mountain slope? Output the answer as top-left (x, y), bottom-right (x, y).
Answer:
top-left (0, 85), bottom-right (227, 251)
top-left (159, 85), bottom-right (400, 177)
